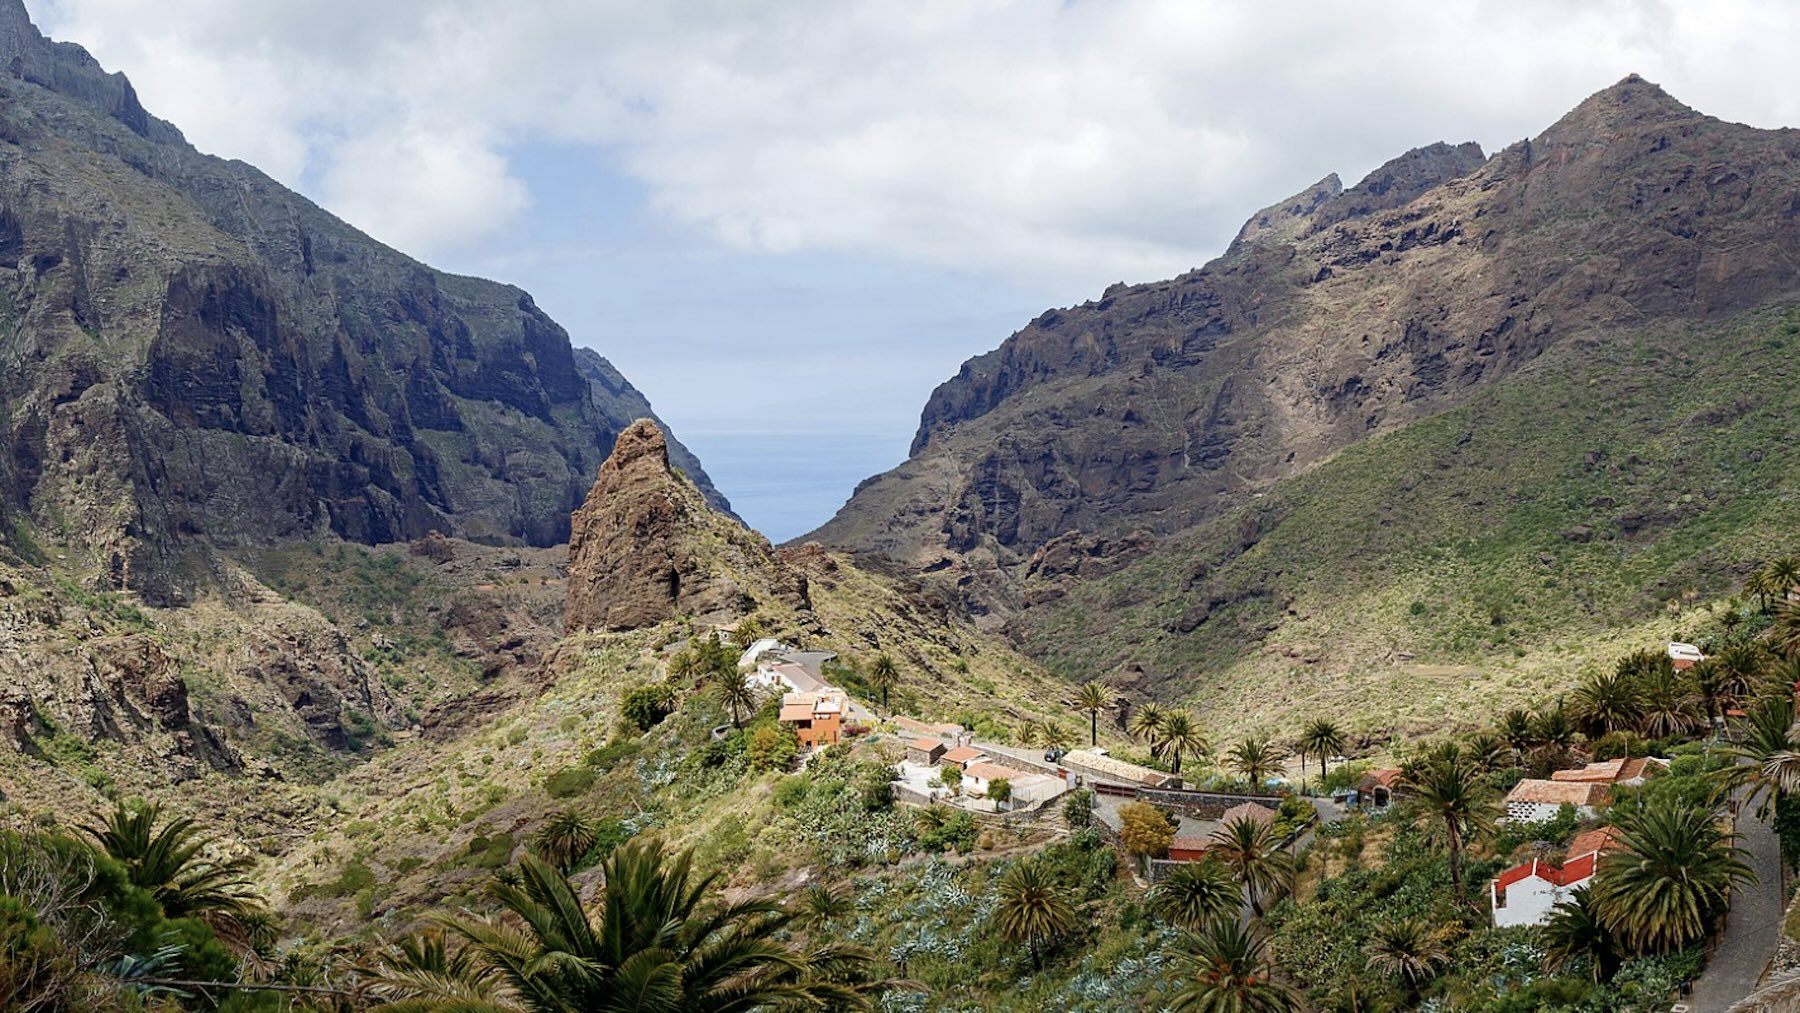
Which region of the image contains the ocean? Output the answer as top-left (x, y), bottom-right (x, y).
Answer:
top-left (679, 431), bottom-right (912, 543)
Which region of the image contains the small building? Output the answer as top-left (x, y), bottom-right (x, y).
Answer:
top-left (750, 661), bottom-right (825, 696)
top-left (940, 746), bottom-right (988, 771)
top-left (1004, 772), bottom-right (1066, 807)
top-left (1490, 827), bottom-right (1622, 927)
top-left (1668, 641), bottom-right (1705, 671)
top-left (1356, 769), bottom-right (1405, 808)
top-left (779, 689), bottom-right (848, 749)
top-left (1503, 779), bottom-right (1610, 822)
top-left (960, 761), bottom-right (1017, 798)
top-left (1061, 749), bottom-right (1180, 789)
top-left (1551, 757), bottom-right (1668, 787)
top-left (1168, 836), bottom-right (1211, 863)
top-left (1218, 801), bottom-right (1279, 829)
top-left (906, 738), bottom-right (947, 765)
top-left (737, 638), bottom-right (788, 668)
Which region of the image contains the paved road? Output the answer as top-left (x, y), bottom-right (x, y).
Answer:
top-left (1689, 804), bottom-right (1783, 1013)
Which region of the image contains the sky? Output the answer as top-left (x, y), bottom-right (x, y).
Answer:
top-left (22, 0), bottom-right (1800, 539)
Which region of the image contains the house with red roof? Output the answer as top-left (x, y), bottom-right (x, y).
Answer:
top-left (905, 738), bottom-right (947, 765)
top-left (1355, 768), bottom-right (1404, 808)
top-left (1502, 779), bottom-right (1610, 822)
top-left (1489, 828), bottom-right (1623, 928)
top-left (1550, 757), bottom-right (1668, 787)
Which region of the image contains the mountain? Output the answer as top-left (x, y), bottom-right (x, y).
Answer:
top-left (0, 0), bottom-right (725, 606)
top-left (811, 76), bottom-right (1800, 727)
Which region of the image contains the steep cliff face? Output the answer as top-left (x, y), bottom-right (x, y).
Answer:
top-left (0, 1), bottom-right (723, 602)
top-left (566, 420), bottom-right (806, 633)
top-left (811, 77), bottom-right (1800, 618)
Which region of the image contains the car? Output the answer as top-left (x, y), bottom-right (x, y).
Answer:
top-left (1044, 747), bottom-right (1067, 763)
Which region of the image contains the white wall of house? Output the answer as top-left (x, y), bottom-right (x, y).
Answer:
top-left (1492, 875), bottom-right (1570, 928)
top-left (1504, 801), bottom-right (1596, 822)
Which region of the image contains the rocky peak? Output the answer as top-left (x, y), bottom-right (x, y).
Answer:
top-left (1537, 74), bottom-right (1699, 147)
top-left (565, 421), bottom-right (808, 634)
top-left (1227, 173), bottom-right (1343, 254)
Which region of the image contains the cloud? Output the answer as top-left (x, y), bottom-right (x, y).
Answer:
top-left (24, 0), bottom-right (1800, 291)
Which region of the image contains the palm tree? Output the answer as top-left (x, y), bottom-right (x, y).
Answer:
top-left (710, 666), bottom-right (758, 727)
top-left (362, 929), bottom-right (509, 1010)
top-left (1769, 557), bottom-right (1800, 598)
top-left (1498, 708), bottom-right (1536, 761)
top-left (1638, 666), bottom-right (1701, 738)
top-left (1016, 720), bottom-right (1043, 749)
top-left (530, 809), bottom-right (598, 872)
top-left (1464, 732), bottom-right (1507, 773)
top-left (1227, 736), bottom-right (1285, 789)
top-left (1132, 703), bottom-right (1168, 756)
top-left (1776, 602), bottom-right (1800, 661)
top-left (1159, 712), bottom-right (1209, 777)
top-left (83, 801), bottom-right (261, 922)
top-left (1689, 659), bottom-right (1738, 734)
top-left (1591, 795), bottom-right (1755, 954)
top-left (1532, 706), bottom-right (1578, 752)
top-left (1041, 720), bottom-right (1074, 754)
top-left (799, 883), bottom-right (852, 927)
top-left (734, 615), bottom-right (766, 644)
top-left (1747, 567), bottom-right (1784, 614)
top-left (1164, 921), bottom-right (1299, 1013)
top-left (1363, 917), bottom-right (1449, 999)
top-left (993, 859), bottom-right (1076, 967)
top-left (1146, 859), bottom-right (1240, 930)
top-left (1720, 695), bottom-right (1800, 817)
top-left (1399, 743), bottom-right (1496, 901)
top-left (869, 654), bottom-right (900, 712)
top-left (1570, 671), bottom-right (1643, 737)
top-left (1540, 888), bottom-right (1619, 983)
top-left (436, 839), bottom-right (893, 1011)
top-left (1074, 683), bottom-right (1112, 747)
top-left (1299, 719), bottom-right (1346, 783)
top-left (1209, 815), bottom-right (1293, 918)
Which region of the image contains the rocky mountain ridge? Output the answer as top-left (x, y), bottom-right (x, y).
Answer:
top-left (811, 76), bottom-right (1800, 630)
top-left (0, 0), bottom-right (724, 605)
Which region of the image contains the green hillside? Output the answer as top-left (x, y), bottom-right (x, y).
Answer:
top-left (1018, 303), bottom-right (1800, 739)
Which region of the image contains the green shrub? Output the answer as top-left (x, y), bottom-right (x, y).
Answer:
top-left (545, 766), bottom-right (597, 799)
top-left (584, 739), bottom-right (641, 772)
top-left (463, 833), bottom-right (516, 870)
top-left (748, 723), bottom-right (799, 773)
top-left (773, 776), bottom-right (811, 809)
top-left (621, 684), bottom-right (679, 732)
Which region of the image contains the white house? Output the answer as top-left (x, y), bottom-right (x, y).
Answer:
top-left (737, 638), bottom-right (789, 668)
top-left (1491, 828), bottom-right (1621, 928)
top-left (1668, 641), bottom-right (1705, 671)
top-left (747, 661), bottom-right (824, 696)
top-left (1502, 779), bottom-right (1610, 822)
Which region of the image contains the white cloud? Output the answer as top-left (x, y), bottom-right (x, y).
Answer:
top-left (23, 0), bottom-right (1800, 289)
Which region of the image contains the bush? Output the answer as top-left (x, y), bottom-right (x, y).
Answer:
top-left (748, 723), bottom-right (799, 773)
top-left (545, 765), bottom-right (597, 799)
top-left (464, 832), bottom-right (516, 870)
top-left (773, 776), bottom-right (811, 809)
top-left (1063, 789), bottom-right (1096, 829)
top-left (1119, 802), bottom-right (1176, 859)
top-left (585, 739), bottom-right (641, 772)
top-left (620, 684), bottom-right (679, 732)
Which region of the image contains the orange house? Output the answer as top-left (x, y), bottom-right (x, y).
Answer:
top-left (779, 690), bottom-right (847, 749)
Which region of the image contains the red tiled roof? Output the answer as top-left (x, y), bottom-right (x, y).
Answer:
top-left (1506, 779), bottom-right (1610, 807)
top-left (1168, 836), bottom-right (1210, 855)
top-left (1494, 855), bottom-right (1599, 891)
top-left (941, 746), bottom-right (985, 765)
top-left (1552, 758), bottom-right (1667, 784)
top-left (1567, 826), bottom-right (1624, 860)
top-left (1220, 802), bottom-right (1278, 827)
top-left (909, 738), bottom-right (944, 753)
top-left (962, 762), bottom-right (1015, 782)
top-left (779, 703), bottom-right (815, 723)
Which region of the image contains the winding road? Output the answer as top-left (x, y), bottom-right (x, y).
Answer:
top-left (1689, 804), bottom-right (1783, 1012)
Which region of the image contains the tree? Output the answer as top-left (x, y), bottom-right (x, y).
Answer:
top-left (1570, 671), bottom-right (1643, 737)
top-left (1062, 789), bottom-right (1096, 829)
top-left (362, 929), bottom-right (509, 1010)
top-left (1147, 859), bottom-right (1239, 930)
top-left (1075, 682), bottom-right (1112, 747)
top-left (1464, 732), bottom-right (1507, 773)
top-left (82, 801), bottom-right (260, 922)
top-left (1532, 706), bottom-right (1578, 751)
top-left (994, 860), bottom-right (1076, 968)
top-left (1689, 659), bottom-right (1737, 734)
top-left (939, 765), bottom-right (963, 793)
top-left (1164, 921), bottom-right (1299, 1013)
top-left (1299, 720), bottom-right (1345, 784)
top-left (1119, 802), bottom-right (1176, 862)
top-left (747, 723), bottom-right (799, 772)
top-left (431, 839), bottom-right (895, 1011)
top-left (799, 883), bottom-right (851, 927)
top-left (530, 809), bottom-right (598, 872)
top-left (987, 778), bottom-right (1013, 810)
top-left (1159, 712), bottom-right (1209, 777)
top-left (1637, 666), bottom-right (1701, 739)
top-left (1776, 602), bottom-right (1800, 661)
top-left (710, 667), bottom-right (758, 728)
top-left (1041, 721), bottom-right (1074, 754)
top-left (1498, 708), bottom-right (1536, 761)
top-left (869, 654), bottom-right (900, 712)
top-left (1540, 888), bottom-right (1620, 983)
top-left (1719, 695), bottom-right (1800, 817)
top-left (1590, 795), bottom-right (1755, 954)
top-left (620, 683), bottom-right (678, 733)
top-left (1363, 917), bottom-right (1449, 1000)
top-left (1227, 736), bottom-right (1286, 788)
top-left (734, 615), bottom-right (766, 644)
top-left (1016, 720), bottom-right (1043, 748)
top-left (1769, 556), bottom-right (1800, 599)
top-left (1398, 742), bottom-right (1496, 901)
top-left (1209, 815), bottom-right (1293, 918)
top-left (1748, 567), bottom-right (1784, 614)
top-left (1132, 704), bottom-right (1168, 756)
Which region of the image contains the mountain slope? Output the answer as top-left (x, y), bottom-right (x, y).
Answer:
top-left (812, 76), bottom-right (1800, 628)
top-left (0, 0), bottom-right (724, 604)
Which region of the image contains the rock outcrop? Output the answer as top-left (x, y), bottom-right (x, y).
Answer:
top-left (566, 421), bottom-right (807, 633)
top-left (0, 1), bottom-right (725, 603)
